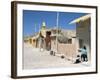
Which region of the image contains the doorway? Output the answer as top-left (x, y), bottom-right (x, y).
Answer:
top-left (79, 39), bottom-right (84, 48)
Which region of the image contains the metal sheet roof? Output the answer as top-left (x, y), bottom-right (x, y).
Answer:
top-left (69, 14), bottom-right (91, 24)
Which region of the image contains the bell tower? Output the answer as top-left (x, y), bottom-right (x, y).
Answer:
top-left (41, 21), bottom-right (46, 30)
top-left (39, 21), bottom-right (47, 37)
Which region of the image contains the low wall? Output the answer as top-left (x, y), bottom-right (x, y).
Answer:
top-left (51, 41), bottom-right (77, 59)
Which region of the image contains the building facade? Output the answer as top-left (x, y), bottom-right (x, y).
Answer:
top-left (70, 14), bottom-right (91, 61)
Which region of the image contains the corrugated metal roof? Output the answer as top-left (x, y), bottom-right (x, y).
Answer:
top-left (69, 14), bottom-right (91, 24)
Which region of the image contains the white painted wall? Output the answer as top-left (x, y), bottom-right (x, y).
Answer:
top-left (76, 18), bottom-right (91, 60)
top-left (0, 0), bottom-right (100, 80)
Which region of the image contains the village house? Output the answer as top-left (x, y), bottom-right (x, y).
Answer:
top-left (50, 29), bottom-right (77, 60)
top-left (70, 14), bottom-right (91, 61)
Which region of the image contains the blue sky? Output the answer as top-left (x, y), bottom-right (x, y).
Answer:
top-left (23, 10), bottom-right (87, 36)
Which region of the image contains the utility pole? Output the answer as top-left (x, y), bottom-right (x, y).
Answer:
top-left (56, 12), bottom-right (59, 54)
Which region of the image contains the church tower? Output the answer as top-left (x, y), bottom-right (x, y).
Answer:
top-left (41, 21), bottom-right (46, 30)
top-left (40, 21), bottom-right (46, 37)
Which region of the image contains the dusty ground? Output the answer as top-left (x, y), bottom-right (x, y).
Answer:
top-left (23, 43), bottom-right (90, 69)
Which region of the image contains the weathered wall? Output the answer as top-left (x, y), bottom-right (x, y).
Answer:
top-left (76, 18), bottom-right (91, 60)
top-left (58, 43), bottom-right (77, 58)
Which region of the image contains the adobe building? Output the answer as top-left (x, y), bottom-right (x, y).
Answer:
top-left (70, 14), bottom-right (91, 61)
top-left (50, 29), bottom-right (77, 60)
top-left (25, 21), bottom-right (52, 50)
